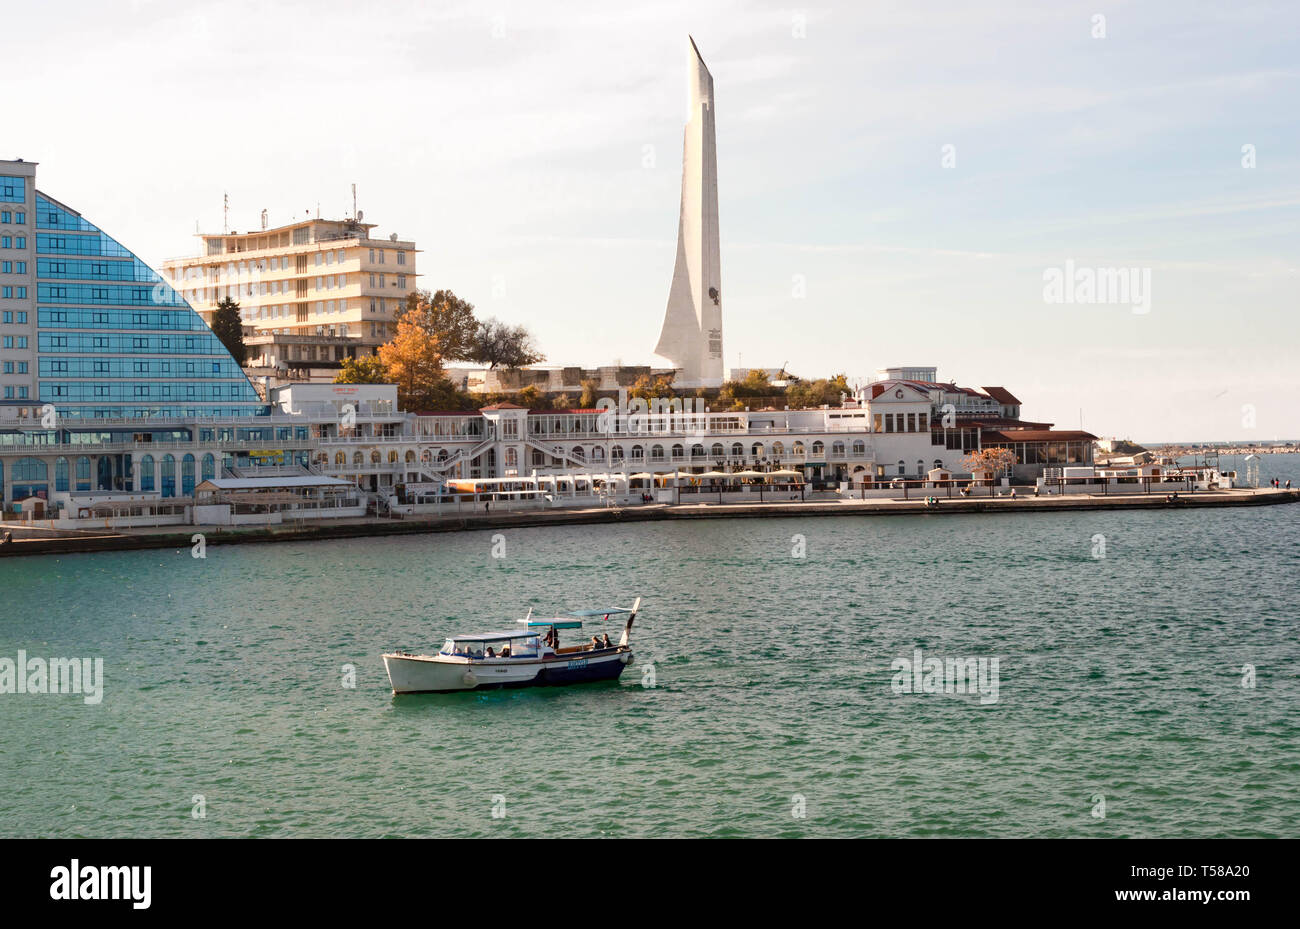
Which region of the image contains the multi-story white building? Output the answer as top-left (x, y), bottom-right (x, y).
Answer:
top-left (161, 217), bottom-right (419, 363)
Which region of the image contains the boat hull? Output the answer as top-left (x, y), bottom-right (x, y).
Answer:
top-left (383, 649), bottom-right (631, 694)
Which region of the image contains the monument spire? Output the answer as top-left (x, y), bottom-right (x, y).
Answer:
top-left (654, 36), bottom-right (723, 388)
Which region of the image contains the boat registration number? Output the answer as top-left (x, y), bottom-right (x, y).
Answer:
top-left (567, 659), bottom-right (588, 670)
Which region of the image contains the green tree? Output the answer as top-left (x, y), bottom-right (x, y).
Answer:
top-left (787, 374), bottom-right (849, 409)
top-left (719, 369), bottom-right (771, 402)
top-left (470, 318), bottom-right (545, 369)
top-left (517, 385), bottom-right (543, 409)
top-left (210, 297), bottom-right (246, 366)
top-left (403, 289), bottom-right (480, 361)
top-left (334, 354), bottom-right (388, 385)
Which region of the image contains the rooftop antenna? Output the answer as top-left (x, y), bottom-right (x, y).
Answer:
top-left (260, 208), bottom-right (268, 230)
top-left (223, 192), bottom-right (229, 234)
top-left (352, 183), bottom-right (357, 220)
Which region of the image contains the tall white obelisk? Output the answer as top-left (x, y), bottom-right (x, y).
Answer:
top-left (654, 36), bottom-right (723, 388)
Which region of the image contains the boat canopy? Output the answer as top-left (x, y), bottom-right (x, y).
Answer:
top-left (567, 608), bottom-right (633, 617)
top-left (518, 619), bottom-right (584, 629)
top-left (454, 630), bottom-right (544, 642)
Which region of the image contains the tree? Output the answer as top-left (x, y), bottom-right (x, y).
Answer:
top-left (334, 354), bottom-right (388, 385)
top-left (962, 447), bottom-right (1017, 478)
top-left (517, 385), bottom-right (543, 409)
top-left (378, 314), bottom-right (447, 411)
top-left (579, 378), bottom-right (601, 409)
top-left (470, 317), bottom-right (545, 369)
top-left (786, 374), bottom-right (850, 409)
top-left (403, 289), bottom-right (480, 361)
top-left (628, 373), bottom-right (676, 401)
top-left (211, 297), bottom-right (246, 366)
top-left (719, 369), bottom-right (771, 402)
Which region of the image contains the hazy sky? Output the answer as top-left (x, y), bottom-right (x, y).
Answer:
top-left (6, 0), bottom-right (1297, 440)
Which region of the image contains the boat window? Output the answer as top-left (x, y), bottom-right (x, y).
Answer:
top-left (512, 635), bottom-right (541, 657)
top-left (439, 639), bottom-right (455, 655)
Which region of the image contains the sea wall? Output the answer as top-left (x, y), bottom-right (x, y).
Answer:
top-left (1, 488), bottom-right (1295, 559)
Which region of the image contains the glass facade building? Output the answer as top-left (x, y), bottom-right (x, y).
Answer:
top-left (1, 160), bottom-right (265, 420)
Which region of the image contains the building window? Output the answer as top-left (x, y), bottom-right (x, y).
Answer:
top-left (0, 175), bottom-right (25, 202)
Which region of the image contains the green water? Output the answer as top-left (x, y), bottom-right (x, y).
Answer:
top-left (1, 456), bottom-right (1297, 837)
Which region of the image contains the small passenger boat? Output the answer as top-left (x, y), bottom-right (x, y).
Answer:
top-left (382, 598), bottom-right (641, 694)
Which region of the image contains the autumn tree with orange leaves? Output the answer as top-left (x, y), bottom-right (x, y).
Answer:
top-left (378, 314), bottom-right (452, 412)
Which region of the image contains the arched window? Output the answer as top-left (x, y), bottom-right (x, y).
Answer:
top-left (897, 460), bottom-right (905, 475)
top-left (691, 443), bottom-right (705, 458)
top-left (140, 455), bottom-right (155, 492)
top-left (771, 442), bottom-right (784, 456)
top-left (630, 445), bottom-right (644, 461)
top-left (160, 454), bottom-right (176, 498)
top-left (917, 460), bottom-right (924, 475)
top-left (751, 442), bottom-right (764, 458)
top-left (370, 450), bottom-right (381, 464)
top-left (405, 450), bottom-right (416, 463)
top-left (201, 453), bottom-right (216, 482)
top-left (353, 451), bottom-right (364, 466)
top-left (731, 442), bottom-right (744, 458)
top-left (650, 445), bottom-right (664, 462)
top-left (591, 446), bottom-right (605, 461)
top-left (711, 443), bottom-right (724, 458)
top-left (76, 456), bottom-right (91, 491)
top-left (437, 448), bottom-right (448, 462)
top-left (852, 440), bottom-right (865, 457)
top-left (832, 441), bottom-right (845, 458)
top-left (335, 451), bottom-right (346, 465)
top-left (934, 458), bottom-right (943, 470)
top-left (504, 447), bottom-right (518, 468)
top-left (571, 446), bottom-right (586, 462)
top-left (388, 449), bottom-right (398, 463)
top-left (181, 454), bottom-right (196, 496)
top-left (671, 444), bottom-right (685, 459)
top-left (812, 441), bottom-right (825, 456)
top-left (610, 444), bottom-right (625, 462)
top-left (421, 449), bottom-right (433, 464)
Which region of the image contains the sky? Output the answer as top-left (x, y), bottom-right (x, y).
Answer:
top-left (4, 0), bottom-right (1297, 441)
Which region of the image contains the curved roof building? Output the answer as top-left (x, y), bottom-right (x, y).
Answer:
top-left (1, 158), bottom-right (265, 420)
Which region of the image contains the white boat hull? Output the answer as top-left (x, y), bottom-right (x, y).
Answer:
top-left (383, 649), bottom-right (632, 694)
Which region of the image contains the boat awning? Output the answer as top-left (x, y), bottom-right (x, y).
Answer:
top-left (518, 619), bottom-right (584, 629)
top-left (567, 608), bottom-right (633, 617)
top-left (454, 630), bottom-right (542, 642)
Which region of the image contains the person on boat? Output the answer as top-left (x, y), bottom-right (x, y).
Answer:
top-left (601, 633), bottom-right (612, 649)
top-left (500, 644), bottom-right (511, 658)
top-left (590, 635), bottom-right (602, 651)
top-left (485, 646), bottom-right (496, 658)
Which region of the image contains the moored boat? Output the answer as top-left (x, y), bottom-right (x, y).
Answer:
top-left (382, 598), bottom-right (641, 694)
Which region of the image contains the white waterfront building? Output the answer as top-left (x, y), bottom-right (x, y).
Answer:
top-left (2, 368), bottom-right (1096, 526)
